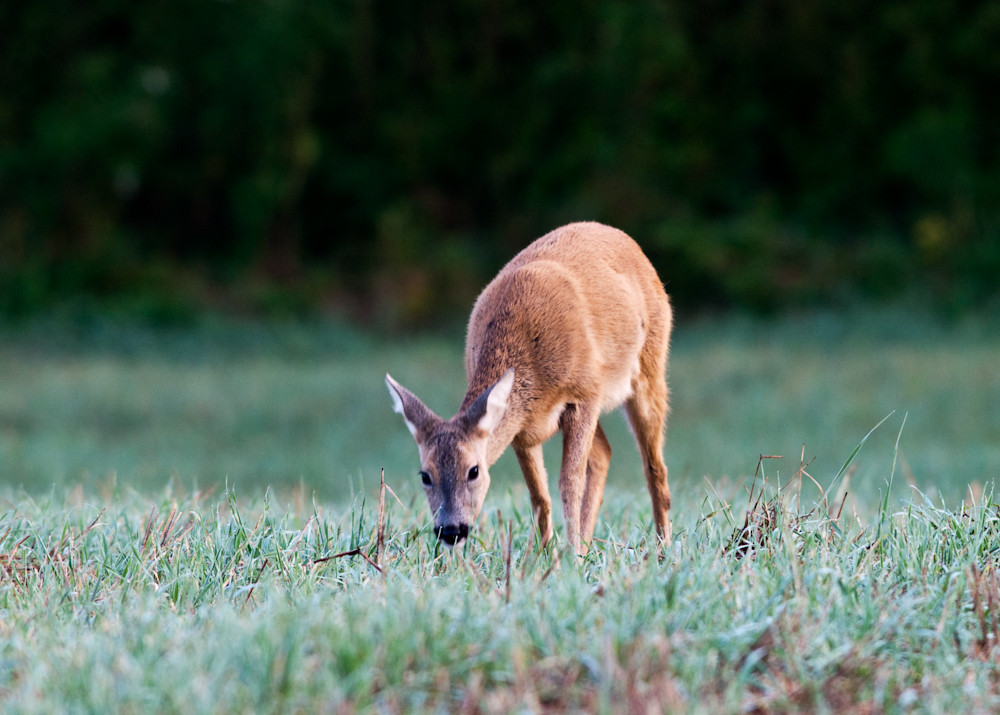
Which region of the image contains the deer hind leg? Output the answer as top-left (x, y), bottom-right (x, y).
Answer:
top-left (624, 373), bottom-right (671, 545)
top-left (513, 439), bottom-right (553, 545)
top-left (580, 421), bottom-right (611, 546)
top-left (559, 402), bottom-right (601, 555)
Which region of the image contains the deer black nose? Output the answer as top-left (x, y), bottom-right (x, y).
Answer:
top-left (436, 523), bottom-right (470, 545)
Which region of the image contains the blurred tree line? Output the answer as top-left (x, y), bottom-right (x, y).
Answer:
top-left (2, 0), bottom-right (998, 323)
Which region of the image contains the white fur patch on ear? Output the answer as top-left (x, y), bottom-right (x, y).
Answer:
top-left (478, 368), bottom-right (514, 436)
top-left (385, 374), bottom-right (418, 437)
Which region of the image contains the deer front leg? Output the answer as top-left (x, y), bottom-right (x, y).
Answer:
top-left (559, 402), bottom-right (600, 555)
top-left (513, 439), bottom-right (553, 545)
top-left (580, 421), bottom-right (611, 545)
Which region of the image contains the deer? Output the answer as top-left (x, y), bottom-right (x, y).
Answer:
top-left (385, 221), bottom-right (672, 554)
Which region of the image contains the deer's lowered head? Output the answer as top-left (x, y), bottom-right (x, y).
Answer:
top-left (385, 369), bottom-right (515, 546)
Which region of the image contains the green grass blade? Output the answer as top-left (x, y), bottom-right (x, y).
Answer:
top-left (824, 410), bottom-right (896, 504)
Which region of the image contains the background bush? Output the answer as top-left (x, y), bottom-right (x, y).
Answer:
top-left (2, 0), bottom-right (998, 321)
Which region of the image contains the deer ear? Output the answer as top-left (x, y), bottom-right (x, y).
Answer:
top-left (385, 374), bottom-right (439, 440)
top-left (467, 368), bottom-right (514, 437)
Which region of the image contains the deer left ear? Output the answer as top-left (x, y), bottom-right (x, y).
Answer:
top-left (385, 373), bottom-right (441, 440)
top-left (467, 368), bottom-right (514, 436)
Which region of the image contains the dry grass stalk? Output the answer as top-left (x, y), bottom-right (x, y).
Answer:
top-left (967, 563), bottom-right (1000, 661)
top-left (726, 455), bottom-right (783, 560)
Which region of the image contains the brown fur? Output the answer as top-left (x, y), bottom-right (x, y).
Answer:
top-left (386, 222), bottom-right (672, 553)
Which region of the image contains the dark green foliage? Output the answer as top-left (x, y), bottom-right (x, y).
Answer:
top-left (2, 1), bottom-right (998, 320)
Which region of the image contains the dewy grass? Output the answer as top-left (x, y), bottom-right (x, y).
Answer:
top-left (2, 472), bottom-right (1000, 713)
top-left (1, 308), bottom-right (998, 711)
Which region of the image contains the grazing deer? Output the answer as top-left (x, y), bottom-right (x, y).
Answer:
top-left (386, 222), bottom-right (672, 553)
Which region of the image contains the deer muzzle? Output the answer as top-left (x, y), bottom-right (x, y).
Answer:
top-left (435, 523), bottom-right (470, 546)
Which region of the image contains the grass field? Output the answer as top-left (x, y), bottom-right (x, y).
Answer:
top-left (1, 306), bottom-right (999, 712)
top-left (1, 306), bottom-right (998, 509)
top-left (2, 480), bottom-right (1000, 712)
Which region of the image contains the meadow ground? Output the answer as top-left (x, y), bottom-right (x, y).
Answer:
top-left (0, 305), bottom-right (998, 712)
top-left (2, 479), bottom-right (1000, 712)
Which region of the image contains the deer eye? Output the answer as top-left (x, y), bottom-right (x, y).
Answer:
top-left (420, 471), bottom-right (432, 486)
top-left (467, 465), bottom-right (479, 481)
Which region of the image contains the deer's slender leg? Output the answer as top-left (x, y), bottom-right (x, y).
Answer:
top-left (559, 402), bottom-right (601, 554)
top-left (624, 377), bottom-right (671, 544)
top-left (512, 439), bottom-right (553, 545)
top-left (580, 421), bottom-right (611, 545)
